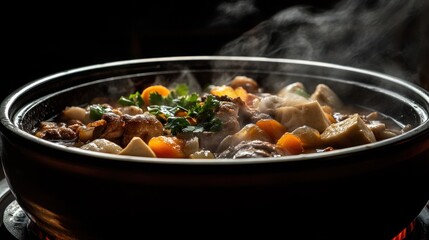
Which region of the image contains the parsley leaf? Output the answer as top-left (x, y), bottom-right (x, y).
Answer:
top-left (141, 84), bottom-right (223, 135)
top-left (165, 117), bottom-right (191, 135)
top-left (118, 91), bottom-right (144, 107)
top-left (163, 94), bottom-right (221, 135)
top-left (175, 84), bottom-right (189, 96)
top-left (89, 104), bottom-right (111, 120)
top-left (149, 92), bottom-right (165, 106)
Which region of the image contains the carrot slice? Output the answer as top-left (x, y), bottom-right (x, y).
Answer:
top-left (256, 119), bottom-right (286, 142)
top-left (210, 85), bottom-right (238, 99)
top-left (141, 85), bottom-right (170, 105)
top-left (148, 136), bottom-right (185, 158)
top-left (234, 86), bottom-right (248, 102)
top-left (276, 132), bottom-right (304, 155)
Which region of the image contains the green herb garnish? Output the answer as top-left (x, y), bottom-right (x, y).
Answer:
top-left (89, 104), bottom-right (111, 120)
top-left (117, 84), bottom-right (222, 135)
top-left (118, 91), bottom-right (144, 107)
top-left (146, 85), bottom-right (221, 135)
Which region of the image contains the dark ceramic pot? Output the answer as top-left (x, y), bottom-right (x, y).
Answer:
top-left (1, 56), bottom-right (428, 239)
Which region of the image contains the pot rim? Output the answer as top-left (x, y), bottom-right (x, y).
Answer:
top-left (1, 55), bottom-right (429, 165)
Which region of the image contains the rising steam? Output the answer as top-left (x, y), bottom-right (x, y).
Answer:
top-left (217, 0), bottom-right (429, 86)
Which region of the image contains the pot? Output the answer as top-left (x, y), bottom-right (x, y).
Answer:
top-left (1, 56), bottom-right (428, 239)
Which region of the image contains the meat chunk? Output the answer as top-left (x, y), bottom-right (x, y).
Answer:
top-left (275, 101), bottom-right (331, 132)
top-left (320, 114), bottom-right (376, 148)
top-left (196, 100), bottom-right (241, 152)
top-left (232, 97), bottom-right (272, 125)
top-left (216, 101), bottom-right (241, 132)
top-left (100, 112), bottom-right (124, 141)
top-left (35, 121), bottom-right (77, 141)
top-left (217, 140), bottom-right (283, 159)
top-left (122, 112), bottom-right (164, 146)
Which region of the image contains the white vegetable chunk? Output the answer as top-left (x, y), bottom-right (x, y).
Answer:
top-left (320, 114), bottom-right (376, 148)
top-left (291, 126), bottom-right (322, 148)
top-left (62, 106), bottom-right (87, 123)
top-left (80, 139), bottom-right (123, 154)
top-left (275, 101), bottom-right (331, 132)
top-left (278, 82), bottom-right (307, 96)
top-left (119, 137), bottom-right (156, 157)
top-left (182, 137), bottom-right (200, 157)
top-left (190, 150), bottom-right (215, 159)
top-left (258, 95), bottom-right (309, 115)
top-left (310, 84), bottom-right (343, 109)
top-left (118, 106), bottom-right (144, 116)
top-left (217, 124), bottom-right (271, 153)
top-left (367, 122), bottom-right (398, 140)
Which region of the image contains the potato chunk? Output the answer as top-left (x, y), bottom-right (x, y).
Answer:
top-left (80, 139), bottom-right (123, 154)
top-left (320, 114), bottom-right (376, 148)
top-left (275, 101), bottom-right (331, 132)
top-left (62, 106), bottom-right (88, 123)
top-left (310, 84), bottom-right (343, 110)
top-left (119, 137), bottom-right (156, 157)
top-left (217, 124), bottom-right (271, 153)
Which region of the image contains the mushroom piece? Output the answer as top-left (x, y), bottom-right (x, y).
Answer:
top-left (229, 76), bottom-right (259, 93)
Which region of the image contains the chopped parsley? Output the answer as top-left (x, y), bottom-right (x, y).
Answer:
top-left (146, 84), bottom-right (222, 135)
top-left (116, 84), bottom-right (222, 135)
top-left (89, 104), bottom-right (111, 120)
top-left (117, 91), bottom-right (144, 107)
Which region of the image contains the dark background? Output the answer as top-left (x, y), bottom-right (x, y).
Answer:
top-left (3, 0), bottom-right (429, 103)
top-left (2, 0), bottom-right (341, 100)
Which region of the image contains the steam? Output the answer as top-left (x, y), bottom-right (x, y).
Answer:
top-left (217, 0), bottom-right (429, 85)
top-left (211, 0), bottom-right (259, 27)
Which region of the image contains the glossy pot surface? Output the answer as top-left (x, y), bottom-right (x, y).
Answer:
top-left (1, 56), bottom-right (429, 239)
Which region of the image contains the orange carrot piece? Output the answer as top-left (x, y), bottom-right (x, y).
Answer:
top-left (210, 85), bottom-right (238, 99)
top-left (148, 136), bottom-right (185, 158)
top-left (141, 85), bottom-right (171, 105)
top-left (322, 105), bottom-right (336, 124)
top-left (324, 112), bottom-right (336, 124)
top-left (234, 86), bottom-right (248, 102)
top-left (276, 132), bottom-right (304, 155)
top-left (256, 119), bottom-right (286, 142)
top-left (175, 110), bottom-right (188, 117)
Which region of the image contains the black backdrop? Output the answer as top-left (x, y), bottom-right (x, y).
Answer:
top-left (2, 0), bottom-right (340, 100)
